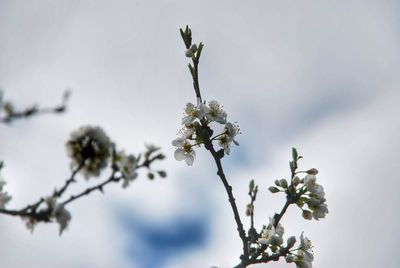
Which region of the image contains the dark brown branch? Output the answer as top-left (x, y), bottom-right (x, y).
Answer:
top-left (62, 170), bottom-right (119, 206)
top-left (207, 144), bottom-right (249, 263)
top-left (53, 162), bottom-right (85, 198)
top-left (0, 151), bottom-right (163, 222)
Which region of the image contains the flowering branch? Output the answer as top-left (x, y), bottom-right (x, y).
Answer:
top-left (0, 90), bottom-right (71, 124)
top-left (0, 126), bottom-right (166, 235)
top-left (173, 26), bottom-right (328, 268)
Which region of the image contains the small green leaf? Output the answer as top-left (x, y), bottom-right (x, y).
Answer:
top-left (249, 179), bottom-right (255, 192)
top-left (292, 147), bottom-right (298, 161)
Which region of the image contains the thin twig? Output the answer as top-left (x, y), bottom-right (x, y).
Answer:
top-left (62, 170), bottom-right (119, 206)
top-left (53, 162), bottom-right (85, 198)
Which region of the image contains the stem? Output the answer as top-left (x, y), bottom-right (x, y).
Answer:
top-left (53, 162), bottom-right (85, 198)
top-left (273, 199), bottom-right (291, 228)
top-left (191, 57), bottom-right (202, 100)
top-left (62, 170), bottom-right (119, 206)
top-left (208, 144), bottom-right (249, 263)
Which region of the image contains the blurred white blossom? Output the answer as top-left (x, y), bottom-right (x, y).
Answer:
top-left (66, 125), bottom-right (112, 179)
top-left (114, 151), bottom-right (139, 188)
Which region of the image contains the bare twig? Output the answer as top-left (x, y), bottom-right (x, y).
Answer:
top-left (0, 90), bottom-right (71, 124)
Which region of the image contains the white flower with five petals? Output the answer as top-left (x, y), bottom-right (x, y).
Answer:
top-left (172, 139), bottom-right (196, 166)
top-left (204, 100), bottom-right (227, 124)
top-left (182, 98), bottom-right (205, 125)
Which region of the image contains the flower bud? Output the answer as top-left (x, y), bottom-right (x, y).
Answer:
top-left (279, 179), bottom-right (288, 188)
top-left (292, 176), bottom-right (300, 186)
top-left (158, 171), bottom-right (167, 178)
top-left (286, 254), bottom-right (295, 263)
top-left (185, 49), bottom-right (194, 58)
top-left (268, 186), bottom-right (280, 193)
top-left (306, 168), bottom-right (319, 175)
top-left (190, 44), bottom-right (198, 52)
top-left (245, 204), bottom-right (254, 216)
top-left (302, 210), bottom-right (313, 220)
top-left (274, 179), bottom-right (281, 186)
top-left (287, 236), bottom-right (296, 249)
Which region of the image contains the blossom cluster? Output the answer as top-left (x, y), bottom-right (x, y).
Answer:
top-left (254, 217), bottom-right (314, 268)
top-left (268, 172), bottom-right (328, 221)
top-left (285, 233), bottom-right (314, 268)
top-left (66, 125), bottom-right (145, 187)
top-left (112, 150), bottom-right (139, 188)
top-left (0, 125), bottom-right (165, 236)
top-left (23, 197), bottom-right (72, 235)
top-left (66, 126), bottom-right (113, 179)
top-left (258, 217), bottom-right (285, 248)
top-left (172, 98), bottom-right (240, 165)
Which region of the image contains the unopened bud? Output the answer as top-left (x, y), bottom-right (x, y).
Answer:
top-left (302, 210), bottom-right (313, 220)
top-left (292, 176), bottom-right (300, 186)
top-left (190, 44), bottom-right (198, 52)
top-left (158, 171), bottom-right (167, 178)
top-left (185, 49), bottom-right (194, 58)
top-left (306, 168), bottom-right (319, 175)
top-left (245, 204), bottom-right (254, 216)
top-left (286, 255), bottom-right (295, 263)
top-left (279, 179), bottom-right (288, 188)
top-left (268, 186), bottom-right (280, 193)
top-left (287, 236), bottom-right (296, 249)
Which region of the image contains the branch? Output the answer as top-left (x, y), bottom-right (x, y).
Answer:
top-left (0, 149), bottom-right (164, 223)
top-left (207, 143), bottom-right (249, 263)
top-left (53, 162), bottom-right (85, 198)
top-left (62, 170), bottom-right (119, 206)
top-left (0, 90), bottom-right (71, 124)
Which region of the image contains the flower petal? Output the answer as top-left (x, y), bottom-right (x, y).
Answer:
top-left (185, 154), bottom-right (195, 166)
top-left (174, 149), bottom-right (186, 161)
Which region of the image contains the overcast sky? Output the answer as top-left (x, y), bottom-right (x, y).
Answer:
top-left (1, 1), bottom-right (400, 268)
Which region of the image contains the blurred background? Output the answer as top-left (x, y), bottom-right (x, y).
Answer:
top-left (1, 1), bottom-right (399, 267)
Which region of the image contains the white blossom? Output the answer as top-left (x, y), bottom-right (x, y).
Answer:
top-left (42, 196), bottom-right (72, 235)
top-left (286, 233), bottom-right (314, 268)
top-left (204, 100), bottom-right (227, 124)
top-left (114, 151), bottom-right (139, 188)
top-left (258, 226), bottom-right (276, 245)
top-left (182, 98), bottom-right (205, 125)
top-left (225, 122), bottom-right (240, 145)
top-left (311, 203), bottom-right (329, 220)
top-left (218, 122), bottom-right (240, 155)
top-left (300, 232), bottom-right (312, 251)
top-left (23, 216), bottom-right (37, 233)
top-left (295, 250), bottom-right (314, 268)
top-left (66, 125), bottom-right (112, 179)
top-left (304, 175), bottom-right (317, 192)
top-left (258, 217), bottom-right (284, 245)
top-left (302, 174), bottom-right (328, 220)
top-left (53, 204), bottom-right (71, 235)
top-left (173, 139), bottom-right (196, 166)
